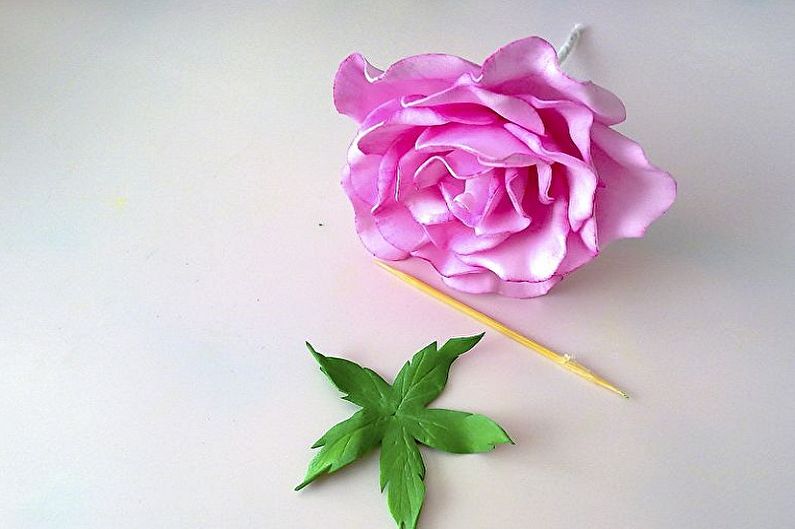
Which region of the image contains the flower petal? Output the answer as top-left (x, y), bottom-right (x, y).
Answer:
top-left (441, 270), bottom-right (500, 294)
top-left (343, 168), bottom-right (409, 260)
top-left (578, 216), bottom-right (598, 253)
top-left (402, 188), bottom-right (455, 225)
top-left (505, 167), bottom-right (530, 214)
top-left (334, 52), bottom-right (480, 123)
top-left (559, 233), bottom-right (597, 275)
top-left (359, 98), bottom-right (404, 130)
top-left (458, 198), bottom-right (570, 282)
top-left (397, 149), bottom-right (430, 186)
top-left (591, 124), bottom-right (676, 246)
top-left (525, 96), bottom-right (594, 163)
top-left (373, 203), bottom-right (428, 252)
top-left (357, 106), bottom-right (497, 156)
top-left (438, 172), bottom-right (499, 227)
top-left (505, 123), bottom-right (597, 231)
top-left (373, 133), bottom-right (420, 210)
top-left (533, 163), bottom-right (554, 204)
top-left (476, 37), bottom-right (626, 125)
top-left (439, 270), bottom-right (562, 298)
top-left (424, 220), bottom-right (510, 255)
top-left (443, 150), bottom-right (489, 178)
top-left (416, 123), bottom-right (534, 163)
top-left (475, 187), bottom-right (532, 236)
top-left (431, 103), bottom-right (499, 125)
top-left (341, 146), bottom-right (381, 206)
top-left (411, 243), bottom-right (482, 277)
top-left (414, 152), bottom-right (490, 187)
top-left (407, 84), bottom-right (544, 133)
top-left (414, 157), bottom-right (451, 188)
top-left (357, 125), bottom-right (419, 155)
top-left (496, 276), bottom-right (561, 297)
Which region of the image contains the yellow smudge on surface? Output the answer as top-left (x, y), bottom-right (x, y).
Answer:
top-left (113, 197), bottom-right (128, 210)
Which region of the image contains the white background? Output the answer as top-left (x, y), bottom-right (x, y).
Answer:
top-left (2, 2), bottom-right (794, 528)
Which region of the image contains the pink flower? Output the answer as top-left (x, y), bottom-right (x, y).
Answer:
top-left (335, 37), bottom-right (676, 298)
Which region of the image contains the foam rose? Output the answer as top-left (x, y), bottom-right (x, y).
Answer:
top-left (335, 36), bottom-right (676, 297)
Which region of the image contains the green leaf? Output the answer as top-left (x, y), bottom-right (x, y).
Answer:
top-left (380, 420), bottom-right (425, 529)
top-left (403, 409), bottom-right (513, 453)
top-left (392, 333), bottom-right (484, 411)
top-left (297, 333), bottom-right (508, 529)
top-left (306, 342), bottom-right (394, 412)
top-left (295, 409), bottom-right (388, 490)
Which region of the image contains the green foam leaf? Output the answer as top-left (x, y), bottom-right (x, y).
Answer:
top-left (297, 334), bottom-right (508, 529)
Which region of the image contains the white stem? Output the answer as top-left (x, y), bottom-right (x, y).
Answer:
top-left (557, 23), bottom-right (585, 65)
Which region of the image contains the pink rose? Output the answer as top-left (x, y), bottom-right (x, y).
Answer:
top-left (335, 36), bottom-right (676, 297)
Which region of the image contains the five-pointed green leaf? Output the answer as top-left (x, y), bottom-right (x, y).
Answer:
top-left (296, 334), bottom-right (512, 529)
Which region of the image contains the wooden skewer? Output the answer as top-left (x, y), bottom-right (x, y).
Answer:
top-left (375, 260), bottom-right (629, 399)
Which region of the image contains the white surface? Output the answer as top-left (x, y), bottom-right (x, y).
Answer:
top-left (2, 2), bottom-right (794, 528)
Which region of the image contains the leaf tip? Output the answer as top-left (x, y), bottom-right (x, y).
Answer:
top-left (439, 332), bottom-right (486, 359)
top-left (305, 341), bottom-right (324, 361)
top-left (498, 426), bottom-right (514, 446)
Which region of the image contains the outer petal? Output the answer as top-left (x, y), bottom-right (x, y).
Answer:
top-left (557, 230), bottom-right (598, 275)
top-left (497, 276), bottom-right (561, 297)
top-left (412, 241), bottom-right (560, 298)
top-left (411, 243), bottom-right (482, 277)
top-left (476, 37), bottom-right (626, 125)
top-left (441, 270), bottom-right (500, 294)
top-left (334, 52), bottom-right (480, 123)
top-left (343, 165), bottom-right (409, 260)
top-left (342, 146), bottom-right (381, 206)
top-left (591, 124), bottom-right (676, 246)
top-left (440, 270), bottom-right (561, 298)
top-left (341, 144), bottom-right (424, 259)
top-left (373, 203), bottom-right (428, 252)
